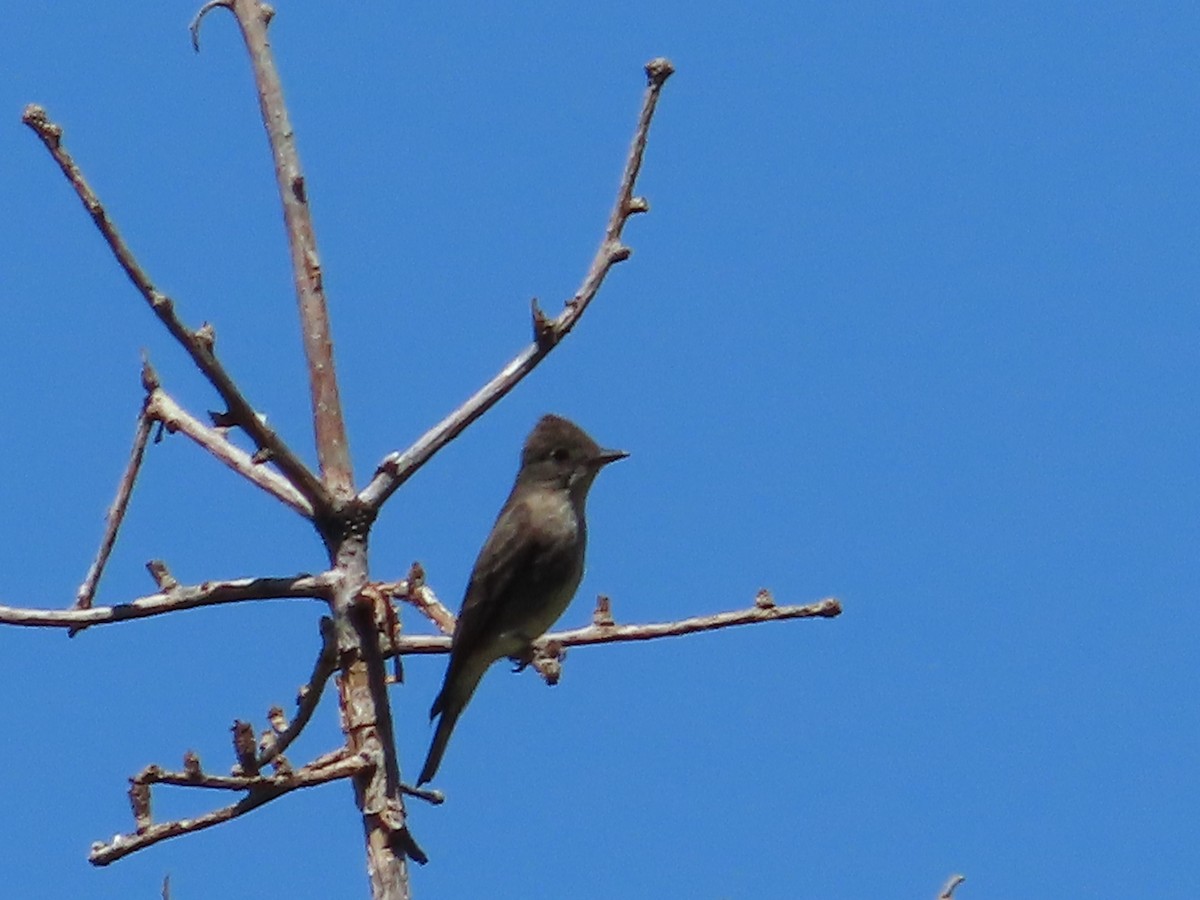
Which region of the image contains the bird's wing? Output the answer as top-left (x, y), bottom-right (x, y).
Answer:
top-left (451, 492), bottom-right (542, 661)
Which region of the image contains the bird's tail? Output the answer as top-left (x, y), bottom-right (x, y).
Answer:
top-left (418, 658), bottom-right (489, 785)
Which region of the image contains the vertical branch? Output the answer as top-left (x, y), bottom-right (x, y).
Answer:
top-left (200, 0), bottom-right (353, 497)
top-left (191, 5), bottom-right (407, 896)
top-left (331, 539), bottom-right (420, 900)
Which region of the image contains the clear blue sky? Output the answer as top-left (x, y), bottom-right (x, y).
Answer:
top-left (2, 2), bottom-right (1197, 898)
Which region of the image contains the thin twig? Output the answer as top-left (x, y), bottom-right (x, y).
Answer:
top-left (388, 596), bottom-right (842, 657)
top-left (146, 387), bottom-right (313, 517)
top-left (20, 103), bottom-right (329, 512)
top-left (74, 404), bottom-right (153, 613)
top-left (257, 617), bottom-right (339, 769)
top-left (0, 573), bottom-right (336, 629)
top-left (89, 751), bottom-right (371, 866)
top-left (938, 874), bottom-right (966, 899)
top-left (400, 783), bottom-right (445, 805)
top-left (192, 0), bottom-right (353, 497)
top-left (374, 574), bottom-right (456, 635)
top-left (358, 58), bottom-right (675, 512)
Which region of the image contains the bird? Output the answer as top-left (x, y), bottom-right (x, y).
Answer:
top-left (417, 414), bottom-right (627, 785)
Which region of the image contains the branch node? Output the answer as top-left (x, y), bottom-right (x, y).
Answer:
top-left (140, 354), bottom-right (160, 393)
top-left (627, 196), bottom-right (650, 215)
top-left (193, 322), bottom-right (216, 355)
top-left (531, 297), bottom-right (556, 348)
top-left (592, 594), bottom-right (616, 627)
top-left (146, 560), bottom-right (178, 593)
top-left (610, 243), bottom-right (632, 263)
top-left (754, 588), bottom-right (776, 609)
top-left (231, 720), bottom-right (259, 776)
top-left (183, 750), bottom-right (203, 779)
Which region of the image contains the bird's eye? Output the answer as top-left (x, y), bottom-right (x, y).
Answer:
top-left (551, 447), bottom-right (569, 462)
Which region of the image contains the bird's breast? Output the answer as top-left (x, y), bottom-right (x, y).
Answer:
top-left (523, 487), bottom-right (581, 544)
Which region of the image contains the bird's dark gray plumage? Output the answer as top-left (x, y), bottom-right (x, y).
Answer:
top-left (418, 414), bottom-right (626, 785)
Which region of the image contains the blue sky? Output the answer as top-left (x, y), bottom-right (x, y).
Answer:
top-left (2, 2), bottom-right (1198, 897)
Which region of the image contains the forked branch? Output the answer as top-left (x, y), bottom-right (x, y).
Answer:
top-left (20, 104), bottom-right (329, 513)
top-left (90, 749), bottom-right (372, 866)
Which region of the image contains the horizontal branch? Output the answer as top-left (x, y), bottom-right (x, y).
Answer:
top-left (389, 596), bottom-right (842, 656)
top-left (357, 58), bottom-right (675, 513)
top-left (90, 750), bottom-right (371, 866)
top-left (0, 572), bottom-right (336, 629)
top-left (21, 103), bottom-right (330, 514)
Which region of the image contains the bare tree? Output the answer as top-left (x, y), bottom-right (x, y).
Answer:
top-left (1, 4), bottom-right (841, 898)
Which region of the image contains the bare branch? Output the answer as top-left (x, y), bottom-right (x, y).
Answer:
top-left (358, 58), bottom-right (676, 512)
top-left (194, 1), bottom-right (353, 496)
top-left (257, 616), bottom-right (339, 769)
top-left (20, 103), bottom-right (329, 512)
top-left (938, 874), bottom-right (966, 899)
top-left (389, 595), bottom-right (842, 657)
top-left (74, 403), bottom-right (153, 613)
top-left (146, 386), bottom-right (313, 517)
top-left (374, 565), bottom-right (456, 635)
top-left (0, 572), bottom-right (336, 629)
top-left (89, 751), bottom-right (371, 866)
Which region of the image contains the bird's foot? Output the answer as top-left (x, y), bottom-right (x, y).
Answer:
top-left (508, 644), bottom-right (537, 672)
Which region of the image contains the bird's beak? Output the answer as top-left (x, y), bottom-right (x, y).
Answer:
top-left (592, 448), bottom-right (629, 468)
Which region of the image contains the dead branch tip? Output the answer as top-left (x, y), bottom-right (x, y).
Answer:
top-left (593, 595), bottom-right (615, 627)
top-left (140, 353), bottom-right (160, 393)
top-left (21, 104), bottom-right (61, 146)
top-left (644, 57), bottom-right (676, 86)
top-left (189, 1), bottom-right (232, 52)
top-left (938, 874), bottom-right (966, 899)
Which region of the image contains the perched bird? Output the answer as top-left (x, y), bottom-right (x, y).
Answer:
top-left (418, 414), bottom-right (627, 785)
